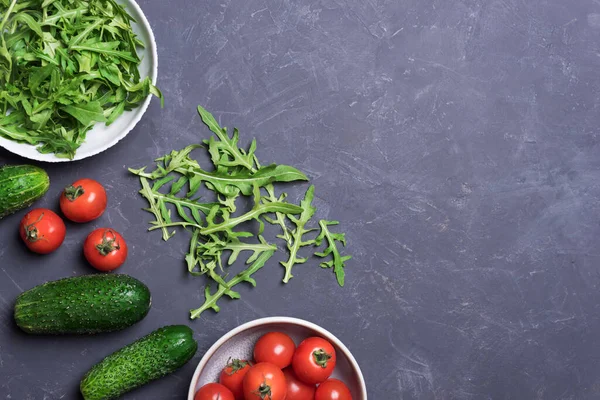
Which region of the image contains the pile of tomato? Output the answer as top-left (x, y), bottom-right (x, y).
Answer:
top-left (195, 332), bottom-right (353, 400)
top-left (19, 178), bottom-right (128, 271)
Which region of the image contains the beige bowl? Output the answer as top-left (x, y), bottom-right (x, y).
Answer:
top-left (188, 317), bottom-right (367, 399)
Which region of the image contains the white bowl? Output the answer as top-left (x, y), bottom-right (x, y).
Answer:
top-left (188, 317), bottom-right (368, 400)
top-left (0, 0), bottom-right (158, 162)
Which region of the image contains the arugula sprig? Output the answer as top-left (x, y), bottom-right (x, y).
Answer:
top-left (190, 250), bottom-right (275, 319)
top-left (0, 0), bottom-right (163, 158)
top-left (198, 105), bottom-right (259, 173)
top-left (315, 220), bottom-right (352, 287)
top-left (279, 185), bottom-right (317, 283)
top-left (131, 106), bottom-right (352, 319)
top-left (263, 184), bottom-right (292, 245)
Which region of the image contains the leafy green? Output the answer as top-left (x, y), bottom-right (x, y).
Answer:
top-left (131, 106), bottom-right (352, 320)
top-left (315, 220), bottom-right (352, 287)
top-left (135, 175), bottom-right (218, 241)
top-left (190, 250), bottom-right (275, 319)
top-left (198, 235), bottom-right (276, 267)
top-left (198, 105), bottom-right (259, 173)
top-left (200, 187), bottom-right (303, 237)
top-left (61, 101), bottom-right (106, 126)
top-left (279, 185), bottom-right (317, 283)
top-left (263, 184), bottom-right (292, 245)
top-left (133, 151), bottom-right (307, 198)
top-left (0, 0), bottom-right (163, 158)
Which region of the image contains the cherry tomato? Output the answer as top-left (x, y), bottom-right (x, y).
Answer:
top-left (19, 209), bottom-right (66, 254)
top-left (292, 337), bottom-right (337, 385)
top-left (194, 383), bottom-right (235, 400)
top-left (219, 359), bottom-right (251, 399)
top-left (59, 178), bottom-right (107, 223)
top-left (283, 367), bottom-right (316, 400)
top-left (83, 228), bottom-right (128, 271)
top-left (253, 332), bottom-right (296, 369)
top-left (315, 379), bottom-right (352, 400)
top-left (243, 362), bottom-right (287, 400)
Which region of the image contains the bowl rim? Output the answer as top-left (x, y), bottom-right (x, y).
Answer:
top-left (0, 0), bottom-right (158, 163)
top-left (187, 316), bottom-right (368, 400)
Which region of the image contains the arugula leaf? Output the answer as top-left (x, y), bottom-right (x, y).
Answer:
top-left (197, 235), bottom-right (276, 267)
top-left (61, 101), bottom-right (106, 126)
top-left (133, 145), bottom-right (307, 198)
top-left (190, 250), bottom-right (275, 319)
top-left (147, 188), bottom-right (304, 238)
top-left (279, 185), bottom-right (317, 283)
top-left (315, 220), bottom-right (352, 287)
top-left (134, 175), bottom-right (217, 241)
top-left (262, 184), bottom-right (292, 245)
top-left (200, 187), bottom-right (303, 237)
top-left (0, 123), bottom-right (36, 144)
top-left (198, 105), bottom-right (258, 172)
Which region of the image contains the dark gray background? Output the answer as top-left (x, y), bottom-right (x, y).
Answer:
top-left (1, 0), bottom-right (600, 398)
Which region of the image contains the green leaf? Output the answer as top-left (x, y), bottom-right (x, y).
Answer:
top-left (42, 6), bottom-right (88, 25)
top-left (29, 110), bottom-right (52, 129)
top-left (262, 184), bottom-right (292, 244)
top-left (132, 175), bottom-right (217, 241)
top-left (198, 105), bottom-right (258, 172)
top-left (280, 185), bottom-right (317, 283)
top-left (0, 123), bottom-right (36, 144)
top-left (68, 18), bottom-right (106, 47)
top-left (61, 101), bottom-right (106, 126)
top-left (10, 12), bottom-right (43, 38)
top-left (135, 144), bottom-right (307, 198)
top-left (70, 42), bottom-right (139, 62)
top-left (28, 64), bottom-right (56, 95)
top-left (315, 220), bottom-right (352, 287)
top-left (190, 250), bottom-right (275, 319)
top-left (105, 101), bottom-right (125, 125)
top-left (197, 235), bottom-right (276, 266)
top-left (199, 188), bottom-right (303, 237)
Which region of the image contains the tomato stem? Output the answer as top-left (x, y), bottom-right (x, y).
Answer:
top-left (24, 212), bottom-right (45, 243)
top-left (64, 185), bottom-right (84, 201)
top-left (225, 358), bottom-right (249, 375)
top-left (313, 348), bottom-right (332, 368)
top-left (253, 381), bottom-right (272, 399)
top-left (96, 230), bottom-right (120, 256)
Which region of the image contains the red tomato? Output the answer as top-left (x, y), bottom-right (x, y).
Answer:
top-left (243, 362), bottom-right (287, 400)
top-left (19, 209), bottom-right (66, 254)
top-left (219, 359), bottom-right (251, 399)
top-left (194, 383), bottom-right (235, 400)
top-left (60, 178), bottom-right (107, 223)
top-left (83, 228), bottom-right (128, 271)
top-left (315, 379), bottom-right (352, 400)
top-left (292, 337), bottom-right (337, 385)
top-left (283, 367), bottom-right (316, 400)
top-left (253, 332), bottom-right (296, 369)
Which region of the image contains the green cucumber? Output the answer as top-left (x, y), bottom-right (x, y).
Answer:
top-left (0, 164), bottom-right (50, 219)
top-left (14, 274), bottom-right (151, 334)
top-left (80, 325), bottom-right (198, 400)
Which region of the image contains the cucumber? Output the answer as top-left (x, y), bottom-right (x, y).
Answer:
top-left (14, 274), bottom-right (151, 334)
top-left (0, 164), bottom-right (50, 219)
top-left (80, 325), bottom-right (198, 400)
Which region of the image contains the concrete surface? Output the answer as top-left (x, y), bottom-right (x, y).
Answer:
top-left (1, 0), bottom-right (600, 398)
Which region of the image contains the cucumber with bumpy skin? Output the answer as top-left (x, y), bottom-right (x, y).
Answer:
top-left (14, 274), bottom-right (151, 334)
top-left (80, 325), bottom-right (198, 400)
top-left (0, 164), bottom-right (49, 219)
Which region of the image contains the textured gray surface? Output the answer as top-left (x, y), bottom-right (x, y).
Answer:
top-left (1, 0), bottom-right (600, 399)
